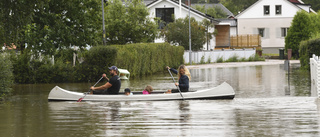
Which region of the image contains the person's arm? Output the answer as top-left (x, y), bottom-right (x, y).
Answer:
top-left (102, 73), bottom-right (109, 81)
top-left (91, 82), bottom-right (112, 90)
top-left (167, 66), bottom-right (178, 74)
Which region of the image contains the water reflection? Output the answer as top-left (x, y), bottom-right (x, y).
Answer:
top-left (1, 63), bottom-right (318, 137)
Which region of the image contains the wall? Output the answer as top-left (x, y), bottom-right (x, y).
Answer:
top-left (183, 49), bottom-right (256, 64)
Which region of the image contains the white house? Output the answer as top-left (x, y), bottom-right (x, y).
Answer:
top-left (235, 0), bottom-right (315, 54)
top-left (146, 0), bottom-right (219, 50)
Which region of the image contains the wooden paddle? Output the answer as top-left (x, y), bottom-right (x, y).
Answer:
top-left (167, 68), bottom-right (184, 100)
top-left (77, 76), bottom-right (104, 102)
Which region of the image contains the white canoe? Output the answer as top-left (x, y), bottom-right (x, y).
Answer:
top-left (48, 82), bottom-right (235, 101)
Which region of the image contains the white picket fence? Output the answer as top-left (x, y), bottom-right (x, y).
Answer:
top-left (310, 54), bottom-right (320, 98)
top-left (183, 49), bottom-right (256, 64)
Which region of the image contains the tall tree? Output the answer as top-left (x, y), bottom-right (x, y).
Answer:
top-left (303, 0), bottom-right (320, 12)
top-left (104, 0), bottom-right (158, 45)
top-left (0, 0), bottom-right (102, 56)
top-left (29, 0), bottom-right (101, 56)
top-left (0, 0), bottom-right (40, 48)
top-left (160, 17), bottom-right (213, 51)
top-left (193, 5), bottom-right (228, 18)
top-left (220, 0), bottom-right (257, 15)
top-left (285, 11), bottom-right (314, 58)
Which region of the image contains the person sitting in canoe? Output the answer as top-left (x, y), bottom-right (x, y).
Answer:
top-left (124, 88), bottom-right (133, 96)
top-left (90, 66), bottom-right (121, 95)
top-left (166, 65), bottom-right (191, 93)
top-left (142, 85), bottom-right (153, 94)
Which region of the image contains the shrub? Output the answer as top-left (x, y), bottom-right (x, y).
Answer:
top-left (225, 55), bottom-right (239, 62)
top-left (200, 56), bottom-right (206, 64)
top-left (112, 43), bottom-right (184, 77)
top-left (216, 56), bottom-right (223, 63)
top-left (0, 53), bottom-right (14, 100)
top-left (299, 37), bottom-right (320, 70)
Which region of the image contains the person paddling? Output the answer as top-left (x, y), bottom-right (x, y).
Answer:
top-left (90, 66), bottom-right (121, 95)
top-left (166, 65), bottom-right (191, 93)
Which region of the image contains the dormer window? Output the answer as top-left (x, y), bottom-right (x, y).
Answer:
top-left (276, 5), bottom-right (282, 15)
top-left (264, 5), bottom-right (270, 15)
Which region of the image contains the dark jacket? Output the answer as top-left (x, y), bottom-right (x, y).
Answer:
top-left (170, 68), bottom-right (189, 92)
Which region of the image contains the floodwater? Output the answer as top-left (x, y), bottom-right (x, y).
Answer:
top-left (1, 62), bottom-right (319, 137)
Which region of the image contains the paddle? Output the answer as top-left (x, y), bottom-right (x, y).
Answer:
top-left (167, 68), bottom-right (184, 100)
top-left (77, 76), bottom-right (104, 102)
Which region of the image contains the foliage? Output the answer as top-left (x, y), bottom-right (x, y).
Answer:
top-left (299, 37), bottom-right (320, 70)
top-left (160, 17), bottom-right (213, 51)
top-left (193, 5), bottom-right (228, 18)
top-left (216, 56), bottom-right (224, 63)
top-left (248, 54), bottom-right (265, 61)
top-left (104, 0), bottom-right (158, 45)
top-left (225, 54), bottom-right (239, 62)
top-left (220, 0), bottom-right (257, 15)
top-left (303, 0), bottom-right (320, 12)
top-left (79, 46), bottom-right (117, 81)
top-left (200, 56), bottom-right (206, 64)
top-left (112, 43), bottom-right (184, 77)
top-left (285, 11), bottom-right (314, 58)
top-left (0, 53), bottom-right (14, 100)
top-left (0, 0), bottom-right (101, 57)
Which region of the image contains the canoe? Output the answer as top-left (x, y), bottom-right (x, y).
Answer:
top-left (48, 82), bottom-right (235, 101)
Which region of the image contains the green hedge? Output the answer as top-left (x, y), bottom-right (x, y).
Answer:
top-left (0, 53), bottom-right (14, 99)
top-left (299, 37), bottom-right (320, 70)
top-left (76, 46), bottom-right (117, 82)
top-left (9, 43), bottom-right (183, 83)
top-left (112, 43), bottom-right (184, 77)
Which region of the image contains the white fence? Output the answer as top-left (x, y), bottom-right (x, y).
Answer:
top-left (310, 54), bottom-right (320, 98)
top-left (184, 49), bottom-right (256, 64)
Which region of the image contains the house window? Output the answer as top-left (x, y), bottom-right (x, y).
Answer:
top-left (156, 8), bottom-right (174, 29)
top-left (281, 28), bottom-right (289, 37)
top-left (264, 5), bottom-right (270, 15)
top-left (258, 28), bottom-right (265, 37)
top-left (276, 5), bottom-right (282, 15)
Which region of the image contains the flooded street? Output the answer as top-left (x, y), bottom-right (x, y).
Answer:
top-left (1, 61), bottom-right (319, 137)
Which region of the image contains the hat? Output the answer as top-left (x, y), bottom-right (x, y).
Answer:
top-left (108, 66), bottom-right (118, 71)
top-left (124, 88), bottom-right (131, 93)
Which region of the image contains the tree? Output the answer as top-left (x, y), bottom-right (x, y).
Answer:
top-left (303, 0), bottom-right (320, 12)
top-left (104, 0), bottom-right (158, 45)
top-left (220, 0), bottom-right (257, 15)
top-left (193, 5), bottom-right (228, 18)
top-left (29, 0), bottom-right (101, 56)
top-left (285, 11), bottom-right (314, 58)
top-left (160, 17), bottom-right (214, 51)
top-left (0, 0), bottom-right (102, 56)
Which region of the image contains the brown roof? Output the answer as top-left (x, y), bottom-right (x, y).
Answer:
top-left (288, 0), bottom-right (301, 4)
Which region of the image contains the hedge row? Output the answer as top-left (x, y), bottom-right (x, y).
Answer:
top-left (299, 37), bottom-right (320, 70)
top-left (112, 43), bottom-right (184, 77)
top-left (0, 53), bottom-right (14, 100)
top-left (8, 43), bottom-right (184, 84)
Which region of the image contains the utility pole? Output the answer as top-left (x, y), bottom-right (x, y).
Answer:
top-left (188, 0), bottom-right (192, 65)
top-left (102, 0), bottom-right (106, 46)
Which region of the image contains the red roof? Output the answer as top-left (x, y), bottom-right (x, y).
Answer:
top-left (288, 0), bottom-right (301, 4)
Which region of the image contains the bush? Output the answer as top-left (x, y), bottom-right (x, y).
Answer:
top-left (76, 46), bottom-right (117, 81)
top-left (112, 43), bottom-right (184, 77)
top-left (285, 11), bottom-right (314, 58)
top-left (9, 43), bottom-right (184, 83)
top-left (0, 53), bottom-right (14, 100)
top-left (299, 37), bottom-right (320, 70)
top-left (225, 55), bottom-right (239, 62)
top-left (216, 56), bottom-right (223, 63)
